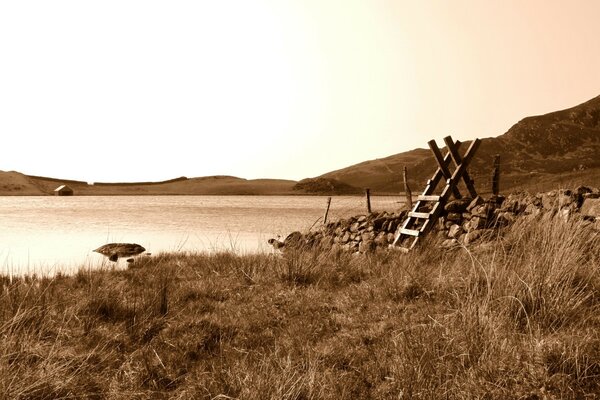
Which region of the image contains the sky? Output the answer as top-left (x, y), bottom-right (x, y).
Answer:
top-left (1, 0), bottom-right (600, 183)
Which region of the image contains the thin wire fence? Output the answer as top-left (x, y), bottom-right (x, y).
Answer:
top-left (320, 193), bottom-right (408, 224)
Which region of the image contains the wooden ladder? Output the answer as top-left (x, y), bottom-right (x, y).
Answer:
top-left (391, 136), bottom-right (481, 251)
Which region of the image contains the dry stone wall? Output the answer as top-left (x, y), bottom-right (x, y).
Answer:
top-left (278, 185), bottom-right (600, 253)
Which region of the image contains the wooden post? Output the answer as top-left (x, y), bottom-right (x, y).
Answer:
top-left (323, 196), bottom-right (332, 224)
top-left (492, 154), bottom-right (500, 195)
top-left (365, 188), bottom-right (372, 214)
top-left (403, 166), bottom-right (412, 209)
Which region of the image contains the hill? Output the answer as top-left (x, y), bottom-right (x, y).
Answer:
top-left (319, 95), bottom-right (600, 194)
top-left (0, 172), bottom-right (299, 196)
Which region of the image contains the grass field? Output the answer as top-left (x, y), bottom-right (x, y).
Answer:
top-left (1, 216), bottom-right (599, 399)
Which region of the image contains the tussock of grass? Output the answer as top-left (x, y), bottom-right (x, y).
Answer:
top-left (1, 218), bottom-right (599, 399)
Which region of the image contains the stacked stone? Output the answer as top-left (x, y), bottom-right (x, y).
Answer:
top-left (277, 185), bottom-right (600, 254)
top-left (438, 185), bottom-right (600, 248)
top-left (302, 210), bottom-right (409, 253)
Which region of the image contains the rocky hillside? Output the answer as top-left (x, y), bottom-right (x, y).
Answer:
top-left (319, 95), bottom-right (600, 194)
top-left (292, 178), bottom-right (362, 195)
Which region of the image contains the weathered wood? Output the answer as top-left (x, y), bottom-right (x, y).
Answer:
top-left (400, 228), bottom-right (420, 237)
top-left (323, 196), bottom-right (332, 224)
top-left (403, 166), bottom-right (413, 209)
top-left (421, 140), bottom-right (462, 197)
top-left (492, 154), bottom-right (500, 195)
top-left (408, 211), bottom-right (430, 219)
top-left (443, 136), bottom-right (478, 198)
top-left (391, 135), bottom-right (481, 252)
top-left (365, 188), bottom-right (372, 214)
top-left (440, 139), bottom-right (481, 200)
top-left (417, 195), bottom-right (441, 202)
top-left (428, 140), bottom-right (462, 199)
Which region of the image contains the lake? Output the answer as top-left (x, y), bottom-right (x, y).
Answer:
top-left (0, 195), bottom-right (404, 276)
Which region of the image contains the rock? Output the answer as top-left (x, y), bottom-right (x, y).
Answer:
top-left (283, 231), bottom-right (304, 248)
top-left (462, 212), bottom-right (472, 220)
top-left (374, 232), bottom-right (389, 246)
top-left (557, 208), bottom-right (571, 222)
top-left (575, 186), bottom-right (593, 196)
top-left (446, 212), bottom-right (462, 222)
top-left (471, 204), bottom-right (493, 218)
top-left (495, 211), bottom-right (516, 226)
top-left (387, 233), bottom-right (396, 243)
top-left (501, 198), bottom-right (526, 214)
top-left (440, 239), bottom-right (458, 248)
top-left (340, 232), bottom-right (351, 244)
top-left (361, 231), bottom-right (376, 241)
top-left (357, 215), bottom-right (367, 223)
top-left (267, 238), bottom-right (285, 250)
top-left (94, 243), bottom-right (146, 262)
top-left (467, 196), bottom-right (485, 212)
top-left (583, 193), bottom-right (600, 199)
top-left (462, 220), bottom-right (471, 232)
top-left (524, 203), bottom-right (541, 216)
top-left (581, 198), bottom-right (600, 217)
top-left (541, 192), bottom-right (559, 210)
top-left (463, 230), bottom-right (483, 245)
top-left (359, 240), bottom-right (376, 253)
top-left (448, 224), bottom-right (463, 239)
top-left (387, 219), bottom-right (400, 232)
top-left (468, 216), bottom-right (487, 231)
top-left (372, 217), bottom-right (386, 230)
top-left (558, 191), bottom-right (576, 209)
top-left (466, 229), bottom-right (495, 245)
top-left (445, 198), bottom-right (472, 213)
top-left (350, 222), bottom-right (360, 233)
top-left (444, 220), bottom-right (454, 229)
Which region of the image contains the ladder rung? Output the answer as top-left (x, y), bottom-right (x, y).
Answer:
top-left (408, 211), bottom-right (430, 219)
top-left (389, 245), bottom-right (410, 253)
top-left (399, 228), bottom-right (420, 237)
top-left (417, 195), bottom-right (440, 202)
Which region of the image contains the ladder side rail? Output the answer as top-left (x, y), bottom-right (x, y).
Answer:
top-left (421, 141), bottom-right (462, 196)
top-left (428, 140), bottom-right (462, 199)
top-left (443, 136), bottom-right (478, 198)
top-left (439, 139), bottom-right (481, 200)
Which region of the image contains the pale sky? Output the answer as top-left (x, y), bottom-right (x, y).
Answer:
top-left (1, 0), bottom-right (599, 182)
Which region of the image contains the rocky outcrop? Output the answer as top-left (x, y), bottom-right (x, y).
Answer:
top-left (275, 185), bottom-right (600, 253)
top-left (292, 178), bottom-right (362, 195)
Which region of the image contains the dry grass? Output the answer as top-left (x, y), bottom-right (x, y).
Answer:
top-left (1, 217), bottom-right (599, 399)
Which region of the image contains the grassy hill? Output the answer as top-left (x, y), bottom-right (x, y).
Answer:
top-left (0, 172), bottom-right (299, 196)
top-left (319, 95), bottom-right (600, 194)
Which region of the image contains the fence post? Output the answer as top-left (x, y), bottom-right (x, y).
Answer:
top-left (365, 188), bottom-right (372, 214)
top-left (491, 155), bottom-right (500, 195)
top-left (403, 166), bottom-right (412, 209)
top-left (323, 196), bottom-right (332, 224)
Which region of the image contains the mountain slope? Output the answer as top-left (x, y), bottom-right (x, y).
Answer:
top-left (320, 95), bottom-right (600, 193)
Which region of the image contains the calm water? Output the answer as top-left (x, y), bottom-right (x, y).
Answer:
top-left (0, 195), bottom-right (403, 276)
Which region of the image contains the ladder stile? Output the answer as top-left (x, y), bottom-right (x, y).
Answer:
top-left (391, 135), bottom-right (479, 252)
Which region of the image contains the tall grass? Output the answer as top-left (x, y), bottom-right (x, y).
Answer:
top-left (1, 217), bottom-right (598, 399)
